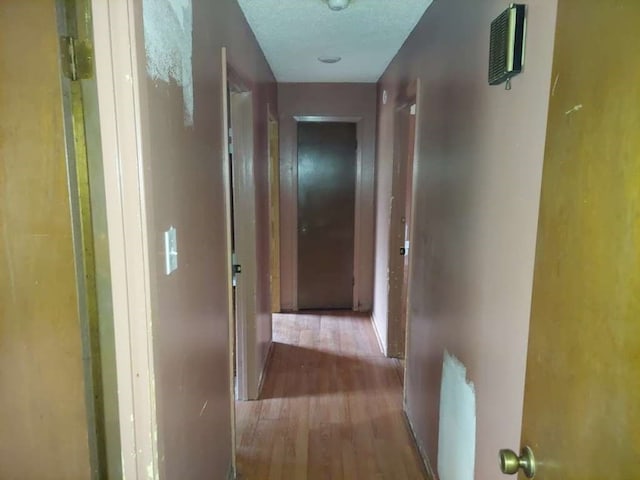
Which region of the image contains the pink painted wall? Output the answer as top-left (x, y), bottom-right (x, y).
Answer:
top-left (375, 1), bottom-right (558, 478)
top-left (278, 83), bottom-right (377, 312)
top-left (136, 1), bottom-right (275, 477)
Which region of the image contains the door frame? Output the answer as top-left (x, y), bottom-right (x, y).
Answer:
top-left (387, 80), bottom-right (420, 358)
top-left (91, 1), bottom-right (158, 478)
top-left (220, 48), bottom-right (237, 475)
top-left (402, 79), bottom-right (421, 398)
top-left (223, 53), bottom-right (262, 402)
top-left (286, 115), bottom-right (364, 311)
top-left (268, 107), bottom-right (281, 313)
top-left (56, 0), bottom-right (124, 476)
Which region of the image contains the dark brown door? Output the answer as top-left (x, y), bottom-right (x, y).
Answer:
top-left (297, 122), bottom-right (357, 310)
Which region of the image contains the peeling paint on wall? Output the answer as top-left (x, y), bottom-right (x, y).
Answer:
top-left (437, 351), bottom-right (477, 480)
top-left (143, 0), bottom-right (194, 126)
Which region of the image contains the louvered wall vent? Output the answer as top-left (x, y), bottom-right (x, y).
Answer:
top-left (489, 3), bottom-right (527, 88)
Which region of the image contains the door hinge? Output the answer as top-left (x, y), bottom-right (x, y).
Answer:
top-left (60, 36), bottom-right (93, 81)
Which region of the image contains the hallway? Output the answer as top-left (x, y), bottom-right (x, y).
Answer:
top-left (235, 313), bottom-right (427, 479)
top-left (5, 0), bottom-right (640, 478)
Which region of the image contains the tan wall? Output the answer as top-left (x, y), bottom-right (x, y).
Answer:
top-left (135, 1), bottom-right (276, 477)
top-left (0, 2), bottom-right (92, 478)
top-left (278, 83), bottom-right (377, 312)
top-left (375, 1), bottom-right (558, 477)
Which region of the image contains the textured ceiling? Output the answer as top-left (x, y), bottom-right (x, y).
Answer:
top-left (237, 0), bottom-right (433, 83)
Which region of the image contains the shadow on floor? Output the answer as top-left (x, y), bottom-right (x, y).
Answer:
top-left (259, 342), bottom-right (400, 399)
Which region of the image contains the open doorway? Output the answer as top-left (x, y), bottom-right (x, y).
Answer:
top-left (222, 48), bottom-right (280, 478)
top-left (387, 82), bottom-right (420, 360)
top-left (223, 60), bottom-right (259, 403)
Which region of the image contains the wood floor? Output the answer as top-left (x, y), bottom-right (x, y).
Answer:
top-left (235, 312), bottom-right (428, 479)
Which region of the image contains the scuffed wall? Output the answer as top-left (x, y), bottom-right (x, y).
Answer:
top-left (438, 352), bottom-right (476, 480)
top-left (137, 0), bottom-right (276, 477)
top-left (143, 0), bottom-right (194, 126)
top-left (376, 1), bottom-right (558, 478)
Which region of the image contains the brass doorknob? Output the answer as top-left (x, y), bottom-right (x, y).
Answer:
top-left (499, 446), bottom-right (536, 478)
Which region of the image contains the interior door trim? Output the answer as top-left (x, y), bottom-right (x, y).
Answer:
top-left (91, 1), bottom-right (158, 477)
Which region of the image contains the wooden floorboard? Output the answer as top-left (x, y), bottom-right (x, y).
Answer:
top-left (235, 312), bottom-right (428, 480)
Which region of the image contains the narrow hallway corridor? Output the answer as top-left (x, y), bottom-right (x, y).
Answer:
top-left (235, 313), bottom-right (427, 479)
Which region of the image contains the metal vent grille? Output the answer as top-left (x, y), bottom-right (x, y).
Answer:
top-left (489, 9), bottom-right (510, 84)
top-left (488, 4), bottom-right (526, 86)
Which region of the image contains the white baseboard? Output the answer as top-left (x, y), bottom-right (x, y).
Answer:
top-left (370, 313), bottom-right (387, 356)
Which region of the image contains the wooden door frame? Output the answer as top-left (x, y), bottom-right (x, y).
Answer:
top-left (387, 80), bottom-right (420, 358)
top-left (268, 107), bottom-right (281, 313)
top-left (55, 0), bottom-right (127, 476)
top-left (287, 115), bottom-right (364, 311)
top-left (56, 0), bottom-right (103, 476)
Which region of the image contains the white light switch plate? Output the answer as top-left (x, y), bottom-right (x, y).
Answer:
top-left (164, 226), bottom-right (178, 275)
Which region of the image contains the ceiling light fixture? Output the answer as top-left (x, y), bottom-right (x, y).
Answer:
top-left (326, 0), bottom-right (350, 11)
top-left (318, 56), bottom-right (342, 64)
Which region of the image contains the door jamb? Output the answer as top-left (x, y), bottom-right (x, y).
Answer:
top-left (387, 81), bottom-right (419, 358)
top-left (268, 106), bottom-right (281, 313)
top-left (220, 48), bottom-right (238, 477)
top-left (91, 1), bottom-right (158, 478)
top-left (56, 0), bottom-right (115, 476)
top-left (224, 54), bottom-right (261, 403)
top-left (402, 78), bottom-right (422, 402)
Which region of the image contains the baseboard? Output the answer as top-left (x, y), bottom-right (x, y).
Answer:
top-left (370, 313), bottom-right (387, 356)
top-left (402, 406), bottom-right (437, 480)
top-left (256, 340), bottom-right (275, 399)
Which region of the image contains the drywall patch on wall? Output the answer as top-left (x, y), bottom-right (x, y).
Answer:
top-left (437, 351), bottom-right (477, 480)
top-left (143, 0), bottom-right (194, 126)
